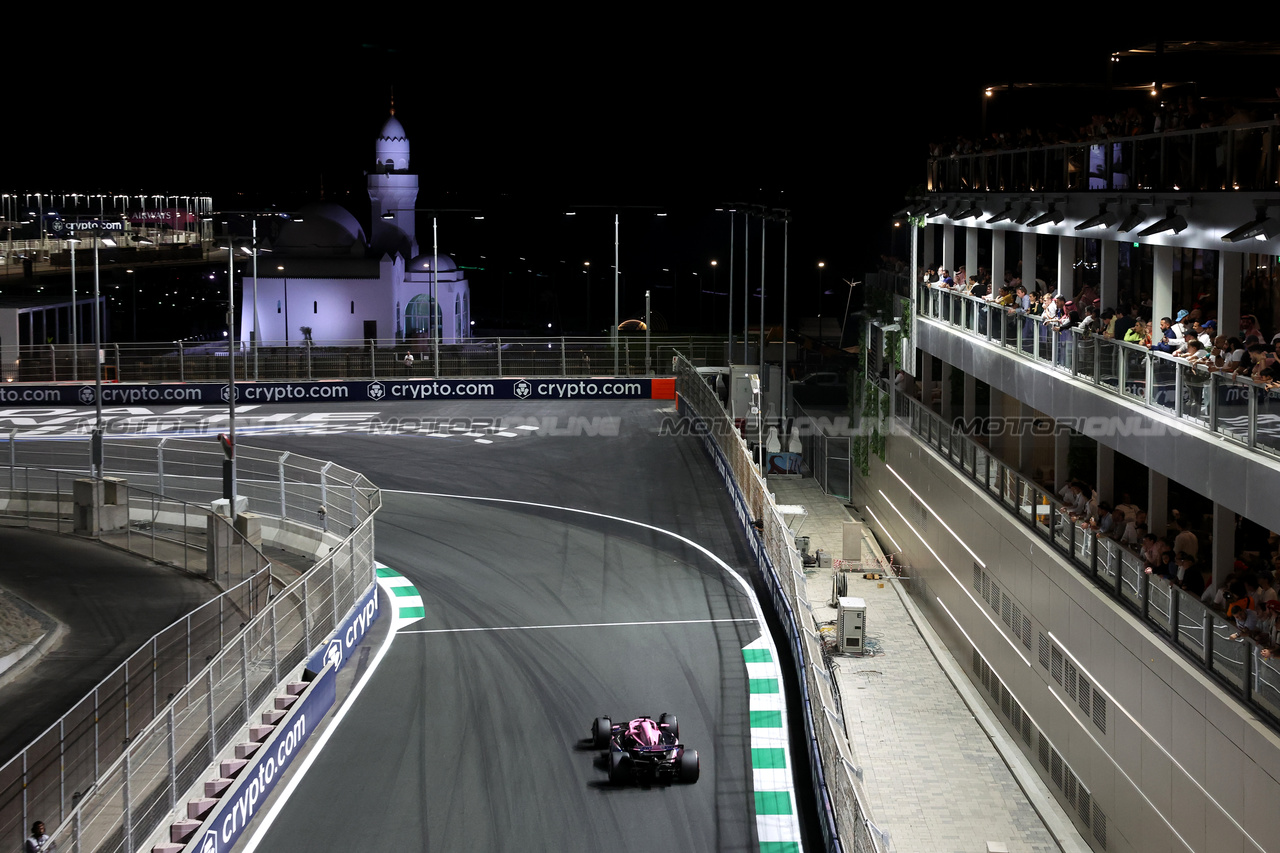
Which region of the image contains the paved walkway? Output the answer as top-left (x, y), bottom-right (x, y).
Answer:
top-left (767, 474), bottom-right (1090, 853)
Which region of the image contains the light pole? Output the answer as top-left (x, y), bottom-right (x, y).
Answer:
top-left (238, 218), bottom-right (270, 379)
top-left (614, 213), bottom-right (620, 375)
top-left (69, 237), bottom-right (79, 380)
top-left (645, 289), bottom-right (651, 375)
top-left (224, 238), bottom-right (238, 506)
top-left (91, 226), bottom-right (104, 477)
top-left (583, 261), bottom-right (591, 332)
top-left (126, 269), bottom-right (137, 340)
top-left (817, 261), bottom-right (826, 341)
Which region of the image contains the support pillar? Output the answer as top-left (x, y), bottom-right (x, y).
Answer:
top-left (1054, 426), bottom-right (1071, 494)
top-left (1218, 251), bottom-right (1242, 340)
top-left (1148, 470), bottom-right (1169, 538)
top-left (940, 360), bottom-right (954, 421)
top-left (1100, 238), bottom-right (1119, 311)
top-left (964, 227), bottom-right (979, 282)
top-left (990, 231), bottom-right (1006, 291)
top-left (1022, 231), bottom-right (1038, 290)
top-left (1057, 235), bottom-right (1077, 301)
top-left (1096, 443), bottom-right (1115, 507)
top-left (1212, 501), bottom-right (1236, 589)
top-left (1019, 401), bottom-right (1036, 475)
top-left (1152, 246), bottom-right (1174, 329)
top-left (921, 224), bottom-right (935, 274)
top-left (962, 372), bottom-right (976, 429)
top-left (942, 223), bottom-right (955, 274)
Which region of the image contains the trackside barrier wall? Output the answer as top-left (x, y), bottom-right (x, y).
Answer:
top-left (674, 354), bottom-right (884, 853)
top-left (0, 439), bottom-right (379, 853)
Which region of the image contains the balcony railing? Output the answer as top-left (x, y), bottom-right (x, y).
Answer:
top-left (927, 120), bottom-right (1279, 194)
top-left (916, 284), bottom-right (1280, 460)
top-left (897, 392), bottom-right (1280, 733)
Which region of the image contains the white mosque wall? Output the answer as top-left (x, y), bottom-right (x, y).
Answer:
top-left (240, 273), bottom-right (471, 348)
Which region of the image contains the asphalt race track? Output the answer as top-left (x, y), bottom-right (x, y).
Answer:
top-left (247, 491), bottom-right (760, 851)
top-left (8, 399), bottom-right (802, 851)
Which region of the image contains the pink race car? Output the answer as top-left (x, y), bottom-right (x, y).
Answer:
top-left (590, 714), bottom-right (700, 784)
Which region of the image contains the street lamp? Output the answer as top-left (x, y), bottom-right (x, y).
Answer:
top-left (817, 261), bottom-right (826, 340)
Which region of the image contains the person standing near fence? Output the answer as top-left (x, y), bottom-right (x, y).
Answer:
top-left (26, 821), bottom-right (54, 853)
top-left (403, 351), bottom-right (414, 375)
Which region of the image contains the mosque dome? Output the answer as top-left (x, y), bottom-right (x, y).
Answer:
top-left (274, 203), bottom-right (367, 255)
top-left (375, 112), bottom-right (410, 172)
top-left (407, 253), bottom-right (458, 274)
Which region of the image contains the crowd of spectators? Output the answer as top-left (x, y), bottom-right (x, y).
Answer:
top-left (922, 262), bottom-right (1280, 391)
top-left (1045, 475), bottom-right (1280, 656)
top-left (929, 98), bottom-right (1267, 159)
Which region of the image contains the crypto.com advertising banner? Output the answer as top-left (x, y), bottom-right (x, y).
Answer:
top-left (2, 377), bottom-right (676, 406)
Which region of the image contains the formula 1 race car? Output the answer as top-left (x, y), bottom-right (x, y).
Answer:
top-left (591, 714), bottom-right (700, 784)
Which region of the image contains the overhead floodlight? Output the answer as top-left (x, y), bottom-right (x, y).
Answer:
top-left (1116, 205), bottom-right (1147, 234)
top-left (1012, 206), bottom-right (1037, 225)
top-left (952, 201), bottom-right (983, 221)
top-left (1074, 203), bottom-right (1119, 231)
top-left (1138, 205), bottom-right (1188, 237)
top-left (986, 203), bottom-right (1016, 224)
top-left (1221, 207), bottom-right (1280, 243)
top-left (1026, 204), bottom-right (1064, 228)
top-left (924, 202), bottom-right (951, 218)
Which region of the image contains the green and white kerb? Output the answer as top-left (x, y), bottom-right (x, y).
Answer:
top-left (375, 565), bottom-right (425, 629)
top-left (743, 636), bottom-right (803, 853)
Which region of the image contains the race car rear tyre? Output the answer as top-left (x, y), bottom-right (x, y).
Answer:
top-left (678, 748), bottom-right (700, 783)
top-left (593, 717), bottom-right (612, 749)
top-left (658, 713), bottom-right (679, 738)
top-left (609, 749), bottom-right (628, 784)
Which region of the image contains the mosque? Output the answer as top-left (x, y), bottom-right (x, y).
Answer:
top-left (239, 105), bottom-right (470, 348)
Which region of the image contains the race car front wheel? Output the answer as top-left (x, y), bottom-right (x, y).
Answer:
top-left (593, 717), bottom-right (612, 749)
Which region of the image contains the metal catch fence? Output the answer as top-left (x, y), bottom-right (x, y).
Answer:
top-left (0, 437), bottom-right (379, 853)
top-left (674, 354), bottom-right (882, 853)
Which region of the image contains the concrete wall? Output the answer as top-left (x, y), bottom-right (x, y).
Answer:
top-left (853, 427), bottom-right (1280, 853)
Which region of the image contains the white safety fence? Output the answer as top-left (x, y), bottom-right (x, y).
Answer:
top-left (0, 436), bottom-right (380, 853)
top-left (674, 354), bottom-right (884, 853)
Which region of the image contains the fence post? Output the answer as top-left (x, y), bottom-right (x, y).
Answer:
top-left (560, 337), bottom-right (566, 375)
top-left (306, 343), bottom-right (313, 381)
top-left (320, 463), bottom-right (332, 533)
top-left (270, 605), bottom-right (279, 683)
top-left (370, 339), bottom-right (376, 380)
top-left (157, 438), bottom-right (167, 498)
top-left (207, 669), bottom-right (216, 761)
top-left (49, 343), bottom-right (57, 382)
top-left (177, 342), bottom-right (185, 382)
top-left (60, 719), bottom-right (66, 821)
top-left (122, 748), bottom-right (131, 853)
top-left (624, 338), bottom-right (630, 376)
top-left (497, 337), bottom-right (503, 377)
top-left (302, 576), bottom-right (311, 651)
top-left (167, 706), bottom-right (177, 813)
top-left (7, 430), bottom-right (14, 494)
top-left (279, 452), bottom-right (290, 518)
top-left (113, 343), bottom-right (121, 382)
top-left (93, 686), bottom-right (99, 778)
top-left (350, 484), bottom-right (358, 535)
top-left (152, 636), bottom-right (159, 718)
top-left (240, 634), bottom-right (251, 726)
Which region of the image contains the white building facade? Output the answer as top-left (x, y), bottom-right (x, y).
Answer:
top-left (240, 107), bottom-right (469, 347)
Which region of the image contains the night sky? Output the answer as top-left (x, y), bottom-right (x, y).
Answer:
top-left (8, 28), bottom-right (1269, 335)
